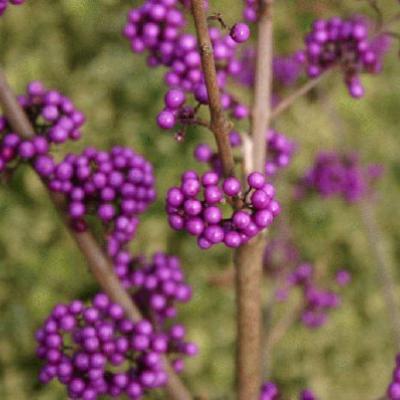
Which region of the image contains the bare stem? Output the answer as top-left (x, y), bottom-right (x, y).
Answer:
top-left (233, 2), bottom-right (275, 399)
top-left (234, 236), bottom-right (265, 400)
top-left (251, 0), bottom-right (273, 173)
top-left (0, 68), bottom-right (192, 400)
top-left (190, 0), bottom-right (235, 177)
top-left (359, 198), bottom-right (400, 349)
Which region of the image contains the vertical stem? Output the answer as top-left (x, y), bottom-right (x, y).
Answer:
top-left (190, 0), bottom-right (235, 177)
top-left (235, 2), bottom-right (274, 399)
top-left (359, 198), bottom-right (400, 349)
top-left (234, 237), bottom-right (265, 399)
top-left (251, 0), bottom-right (274, 173)
top-left (0, 68), bottom-right (193, 400)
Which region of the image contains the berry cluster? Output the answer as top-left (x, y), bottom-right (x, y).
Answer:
top-left (227, 48), bottom-right (306, 95)
top-left (273, 52), bottom-right (306, 88)
top-left (260, 381), bottom-right (317, 400)
top-left (40, 146), bottom-right (156, 256)
top-left (265, 129), bottom-right (296, 177)
top-left (112, 251), bottom-right (193, 323)
top-left (122, 0), bottom-right (186, 63)
top-left (386, 354), bottom-right (400, 400)
top-left (283, 263), bottom-right (349, 329)
top-left (166, 171), bottom-right (280, 249)
top-left (0, 81), bottom-right (85, 174)
top-left (0, 0), bottom-right (25, 16)
top-left (123, 1), bottom-right (251, 134)
top-left (303, 16), bottom-right (391, 98)
top-left (156, 26), bottom-right (250, 132)
top-left (36, 294), bottom-right (197, 400)
top-left (297, 151), bottom-right (384, 203)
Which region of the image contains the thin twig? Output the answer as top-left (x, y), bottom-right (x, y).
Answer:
top-left (271, 73), bottom-right (326, 121)
top-left (359, 198), bottom-right (400, 349)
top-left (190, 0), bottom-right (235, 178)
top-left (0, 68), bottom-right (193, 400)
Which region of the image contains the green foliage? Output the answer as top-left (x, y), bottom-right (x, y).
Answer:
top-left (0, 1), bottom-right (399, 399)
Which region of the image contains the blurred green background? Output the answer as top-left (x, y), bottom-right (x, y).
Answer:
top-left (0, 0), bottom-right (400, 399)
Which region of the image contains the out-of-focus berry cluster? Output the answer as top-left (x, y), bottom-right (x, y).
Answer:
top-left (386, 354), bottom-right (400, 400)
top-left (0, 0), bottom-right (25, 16)
top-left (36, 294), bottom-right (197, 400)
top-left (166, 171), bottom-right (280, 249)
top-left (296, 151), bottom-right (384, 203)
top-left (260, 381), bottom-right (317, 400)
top-left (264, 239), bottom-right (350, 329)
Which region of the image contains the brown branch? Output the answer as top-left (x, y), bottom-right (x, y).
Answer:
top-left (190, 0), bottom-right (235, 177)
top-left (0, 68), bottom-right (193, 400)
top-left (232, 2), bottom-right (275, 399)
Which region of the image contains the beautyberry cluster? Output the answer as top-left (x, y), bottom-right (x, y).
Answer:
top-left (260, 381), bottom-right (317, 400)
top-left (112, 251), bottom-right (193, 323)
top-left (283, 263), bottom-right (349, 328)
top-left (265, 129), bottom-right (296, 177)
top-left (297, 151), bottom-right (383, 203)
top-left (166, 171), bottom-right (280, 249)
top-left (122, 0), bottom-right (186, 62)
top-left (386, 354), bottom-right (400, 399)
top-left (123, 1), bottom-right (251, 134)
top-left (156, 27), bottom-right (250, 132)
top-left (0, 0), bottom-right (25, 16)
top-left (36, 294), bottom-right (196, 399)
top-left (0, 81), bottom-right (85, 174)
top-left (40, 146), bottom-right (156, 256)
top-left (303, 16), bottom-right (391, 98)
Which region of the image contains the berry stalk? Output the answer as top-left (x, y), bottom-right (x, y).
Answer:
top-left (0, 68), bottom-right (193, 400)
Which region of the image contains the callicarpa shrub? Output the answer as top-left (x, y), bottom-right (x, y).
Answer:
top-left (0, 0), bottom-right (399, 399)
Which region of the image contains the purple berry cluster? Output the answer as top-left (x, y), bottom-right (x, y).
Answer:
top-left (303, 16), bottom-right (391, 98)
top-left (112, 251), bottom-right (193, 322)
top-left (297, 151), bottom-right (384, 203)
top-left (0, 81), bottom-right (85, 174)
top-left (40, 146), bottom-right (156, 256)
top-left (123, 1), bottom-right (251, 134)
top-left (260, 381), bottom-right (317, 400)
top-left (0, 0), bottom-right (25, 16)
top-left (284, 263), bottom-right (349, 328)
top-left (122, 0), bottom-right (186, 61)
top-left (156, 27), bottom-right (250, 132)
top-left (36, 294), bottom-right (196, 399)
top-left (265, 129), bottom-right (296, 177)
top-left (166, 171), bottom-right (280, 249)
top-left (386, 354), bottom-right (400, 400)
top-left (273, 52), bottom-right (306, 88)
